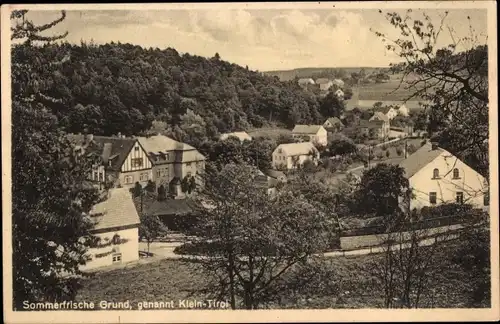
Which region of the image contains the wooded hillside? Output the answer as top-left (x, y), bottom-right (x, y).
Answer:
top-left (12, 42), bottom-right (326, 138)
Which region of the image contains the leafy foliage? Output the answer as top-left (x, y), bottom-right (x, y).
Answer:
top-left (355, 164), bottom-right (410, 217)
top-left (11, 10), bottom-right (100, 308)
top-left (190, 163), bottom-right (334, 309)
top-left (374, 10), bottom-right (488, 178)
top-left (139, 214), bottom-right (169, 256)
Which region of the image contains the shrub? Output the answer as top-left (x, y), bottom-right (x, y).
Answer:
top-left (407, 144), bottom-right (417, 154)
top-left (396, 147), bottom-right (403, 156)
top-left (385, 150), bottom-right (390, 158)
top-left (375, 152), bottom-right (384, 160)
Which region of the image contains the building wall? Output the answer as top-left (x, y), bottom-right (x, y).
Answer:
top-left (81, 227), bottom-right (139, 271)
top-left (409, 152), bottom-right (487, 209)
top-left (118, 169), bottom-right (153, 189)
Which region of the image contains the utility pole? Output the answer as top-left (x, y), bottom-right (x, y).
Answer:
top-left (404, 138), bottom-right (408, 159)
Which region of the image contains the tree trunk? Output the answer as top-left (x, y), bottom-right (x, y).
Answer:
top-left (147, 241), bottom-right (150, 258)
top-left (228, 250), bottom-right (236, 309)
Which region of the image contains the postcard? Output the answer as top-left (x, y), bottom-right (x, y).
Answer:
top-left (2, 1), bottom-right (498, 323)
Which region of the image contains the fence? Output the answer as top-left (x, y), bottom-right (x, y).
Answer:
top-left (340, 215), bottom-right (464, 237)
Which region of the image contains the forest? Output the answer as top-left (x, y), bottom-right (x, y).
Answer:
top-left (12, 42), bottom-right (346, 143)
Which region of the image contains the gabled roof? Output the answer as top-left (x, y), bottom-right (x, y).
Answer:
top-left (398, 142), bottom-right (444, 178)
top-left (358, 119), bottom-right (384, 129)
top-left (275, 142), bottom-right (318, 157)
top-left (138, 135), bottom-right (206, 163)
top-left (67, 134), bottom-right (137, 171)
top-left (298, 78), bottom-right (315, 84)
top-left (292, 125), bottom-right (324, 134)
top-left (262, 169), bottom-right (287, 181)
top-left (142, 198), bottom-right (194, 217)
top-left (370, 111), bottom-right (390, 122)
top-left (220, 131), bottom-right (252, 142)
top-left (325, 117), bottom-right (344, 127)
top-left (89, 188), bottom-right (140, 231)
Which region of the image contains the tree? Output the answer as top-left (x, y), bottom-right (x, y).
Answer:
top-left (131, 182), bottom-right (144, 212)
top-left (157, 185), bottom-right (167, 201)
top-left (374, 10), bottom-right (488, 178)
top-left (328, 139), bottom-right (358, 157)
top-left (139, 214), bottom-right (169, 257)
top-left (11, 10), bottom-right (101, 308)
top-left (319, 91), bottom-right (345, 118)
top-left (190, 163), bottom-right (332, 309)
top-left (355, 164), bottom-right (410, 217)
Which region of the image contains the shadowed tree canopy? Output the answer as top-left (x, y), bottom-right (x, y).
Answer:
top-left (11, 10), bottom-right (101, 309)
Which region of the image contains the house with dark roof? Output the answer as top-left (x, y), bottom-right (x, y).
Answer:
top-left (373, 106), bottom-right (398, 120)
top-left (323, 117), bottom-right (345, 133)
top-left (82, 188), bottom-right (141, 270)
top-left (256, 169), bottom-right (288, 197)
top-left (67, 134), bottom-right (153, 189)
top-left (292, 125), bottom-right (328, 147)
top-left (368, 112), bottom-right (391, 139)
top-left (138, 134), bottom-right (206, 199)
top-left (397, 142), bottom-right (488, 210)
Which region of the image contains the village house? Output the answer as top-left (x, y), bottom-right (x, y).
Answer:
top-left (81, 188), bottom-right (140, 271)
top-left (272, 142), bottom-right (320, 170)
top-left (332, 78), bottom-right (345, 88)
top-left (292, 125), bottom-right (328, 147)
top-left (347, 119), bottom-right (389, 140)
top-left (297, 78), bottom-right (315, 88)
top-left (255, 169), bottom-right (288, 197)
top-left (315, 78), bottom-right (334, 91)
top-left (373, 106), bottom-right (398, 120)
top-left (398, 142), bottom-right (488, 210)
top-left (68, 134), bottom-right (153, 189)
top-left (138, 134), bottom-right (206, 199)
top-left (323, 117), bottom-right (345, 133)
top-left (219, 131), bottom-right (253, 142)
top-left (397, 103), bottom-right (410, 117)
top-left (369, 112), bottom-right (391, 139)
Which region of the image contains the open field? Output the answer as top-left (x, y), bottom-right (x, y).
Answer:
top-left (248, 127), bottom-right (292, 139)
top-left (262, 67), bottom-right (384, 81)
top-left (75, 240), bottom-right (488, 309)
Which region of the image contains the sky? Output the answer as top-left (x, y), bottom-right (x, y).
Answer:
top-left (21, 5), bottom-right (488, 71)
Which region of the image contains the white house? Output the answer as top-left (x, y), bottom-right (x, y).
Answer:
top-left (398, 142), bottom-right (488, 210)
top-left (220, 131), bottom-right (253, 142)
top-left (297, 78), bottom-right (315, 88)
top-left (333, 79), bottom-right (345, 88)
top-left (315, 78), bottom-right (334, 91)
top-left (292, 125), bottom-right (328, 147)
top-left (397, 104), bottom-right (410, 117)
top-left (373, 106), bottom-right (398, 120)
top-left (272, 142), bottom-right (320, 170)
top-left (81, 188), bottom-right (140, 271)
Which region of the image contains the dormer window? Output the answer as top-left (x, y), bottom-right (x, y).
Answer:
top-left (432, 168), bottom-right (440, 179)
top-left (452, 168), bottom-right (460, 179)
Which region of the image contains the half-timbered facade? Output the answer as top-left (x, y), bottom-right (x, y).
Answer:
top-left (67, 134), bottom-right (153, 189)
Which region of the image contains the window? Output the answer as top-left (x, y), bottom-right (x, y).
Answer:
top-left (134, 147), bottom-right (139, 152)
top-left (452, 168), bottom-right (460, 179)
top-left (432, 168), bottom-right (440, 179)
top-left (429, 192), bottom-right (437, 204)
top-left (140, 173), bottom-right (149, 182)
top-left (131, 158), bottom-right (143, 168)
top-left (124, 175), bottom-right (133, 184)
top-left (98, 171), bottom-right (104, 182)
top-left (157, 169), bottom-right (161, 178)
top-left (186, 162), bottom-right (192, 167)
top-left (456, 192), bottom-right (464, 204)
top-left (112, 234), bottom-right (121, 245)
top-left (112, 253), bottom-right (122, 263)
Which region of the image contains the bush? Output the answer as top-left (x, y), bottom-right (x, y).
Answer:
top-left (375, 152), bottom-right (384, 160)
top-left (407, 144), bottom-right (417, 154)
top-left (421, 139), bottom-right (427, 147)
top-left (385, 150), bottom-right (390, 158)
top-left (396, 147), bottom-right (403, 156)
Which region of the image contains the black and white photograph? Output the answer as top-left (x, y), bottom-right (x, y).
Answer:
top-left (2, 2), bottom-right (498, 323)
